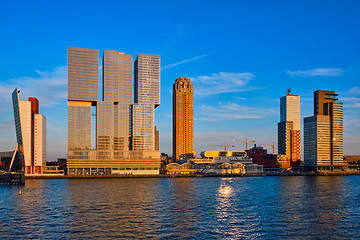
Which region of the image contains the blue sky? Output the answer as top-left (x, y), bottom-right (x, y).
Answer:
top-left (1, 0), bottom-right (359, 159)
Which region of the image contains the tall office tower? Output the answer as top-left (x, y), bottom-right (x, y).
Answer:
top-left (68, 47), bottom-right (98, 155)
top-left (278, 89), bottom-right (301, 167)
top-left (103, 50), bottom-right (133, 103)
top-left (67, 47), bottom-right (160, 175)
top-left (132, 53), bottom-right (161, 151)
top-left (304, 115), bottom-right (331, 165)
top-left (68, 47), bottom-right (99, 101)
top-left (134, 54), bottom-right (161, 106)
top-left (12, 88), bottom-right (46, 174)
top-left (304, 90), bottom-right (343, 171)
top-left (102, 50), bottom-right (133, 152)
top-left (173, 77), bottom-right (194, 161)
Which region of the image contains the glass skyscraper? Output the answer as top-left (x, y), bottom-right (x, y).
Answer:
top-left (132, 53), bottom-right (161, 151)
top-left (103, 50), bottom-right (133, 103)
top-left (67, 47), bottom-right (160, 175)
top-left (134, 54), bottom-right (160, 106)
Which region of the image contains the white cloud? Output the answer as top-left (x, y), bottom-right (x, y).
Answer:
top-left (191, 72), bottom-right (256, 95)
top-left (0, 66), bottom-right (67, 109)
top-left (342, 86), bottom-right (360, 155)
top-left (342, 97), bottom-right (360, 108)
top-left (235, 97), bottom-right (247, 100)
top-left (286, 68), bottom-right (343, 77)
top-left (341, 86), bottom-right (360, 109)
top-left (349, 86), bottom-right (360, 95)
top-left (196, 102), bottom-right (276, 121)
top-left (162, 54), bottom-right (206, 70)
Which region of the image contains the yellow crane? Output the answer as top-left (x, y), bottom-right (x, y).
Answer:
top-left (232, 138), bottom-right (256, 150)
top-left (207, 143), bottom-right (235, 151)
top-left (259, 142), bottom-right (278, 154)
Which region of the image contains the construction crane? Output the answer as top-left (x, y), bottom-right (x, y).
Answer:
top-left (232, 138), bottom-right (256, 150)
top-left (207, 143), bottom-right (235, 151)
top-left (259, 142), bottom-right (278, 154)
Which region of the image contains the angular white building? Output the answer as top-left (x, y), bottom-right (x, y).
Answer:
top-left (12, 88), bottom-right (46, 174)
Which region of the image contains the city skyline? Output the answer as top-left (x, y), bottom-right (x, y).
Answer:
top-left (0, 1), bottom-right (360, 159)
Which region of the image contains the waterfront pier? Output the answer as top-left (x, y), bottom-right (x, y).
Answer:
top-left (0, 173), bottom-right (25, 185)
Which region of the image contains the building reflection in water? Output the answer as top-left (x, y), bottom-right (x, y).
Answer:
top-left (165, 178), bottom-right (201, 238)
top-left (1, 176), bottom-right (360, 239)
top-left (65, 178), bottom-right (166, 239)
top-left (274, 176), bottom-right (348, 239)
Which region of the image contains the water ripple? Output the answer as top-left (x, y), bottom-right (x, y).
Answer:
top-left (1, 176), bottom-right (360, 239)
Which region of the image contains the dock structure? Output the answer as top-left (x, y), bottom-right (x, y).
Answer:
top-left (0, 173), bottom-right (25, 185)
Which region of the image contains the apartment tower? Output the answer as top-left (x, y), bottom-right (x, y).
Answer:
top-left (304, 90), bottom-right (343, 171)
top-left (278, 89), bottom-right (301, 167)
top-left (12, 88), bottom-right (46, 174)
top-left (173, 77), bottom-right (194, 161)
top-left (67, 47), bottom-right (160, 175)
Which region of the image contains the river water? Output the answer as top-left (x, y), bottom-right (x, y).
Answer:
top-left (1, 176), bottom-right (360, 239)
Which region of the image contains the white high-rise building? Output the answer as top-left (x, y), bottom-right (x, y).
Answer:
top-left (280, 92), bottom-right (300, 130)
top-left (34, 114), bottom-right (46, 167)
top-left (278, 90), bottom-right (301, 166)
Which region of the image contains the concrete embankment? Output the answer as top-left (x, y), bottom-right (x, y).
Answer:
top-left (24, 171), bottom-right (360, 179)
top-left (25, 173), bottom-right (264, 179)
top-left (265, 171), bottom-right (360, 176)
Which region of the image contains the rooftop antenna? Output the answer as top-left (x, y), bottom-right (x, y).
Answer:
top-left (287, 88), bottom-right (291, 95)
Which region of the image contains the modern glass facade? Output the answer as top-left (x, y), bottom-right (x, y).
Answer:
top-left (68, 101), bottom-right (92, 150)
top-left (131, 104), bottom-right (155, 151)
top-left (103, 50), bottom-right (133, 103)
top-left (134, 54), bottom-right (160, 106)
top-left (67, 48), bottom-right (160, 175)
top-left (68, 47), bottom-right (99, 101)
top-left (12, 88), bottom-right (24, 167)
top-left (173, 77), bottom-right (194, 161)
top-left (97, 101), bottom-right (114, 151)
top-left (131, 53), bottom-right (161, 151)
top-left (114, 104), bottom-right (131, 151)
